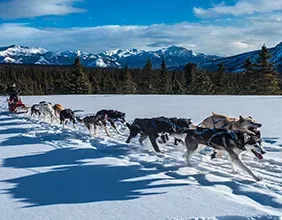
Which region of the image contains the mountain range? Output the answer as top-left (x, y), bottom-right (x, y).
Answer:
top-left (0, 45), bottom-right (219, 69)
top-left (199, 42), bottom-right (282, 73)
top-left (0, 43), bottom-right (282, 72)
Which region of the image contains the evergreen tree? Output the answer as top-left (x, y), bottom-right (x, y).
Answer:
top-left (254, 45), bottom-right (281, 95)
top-left (171, 72), bottom-right (184, 94)
top-left (189, 70), bottom-right (213, 94)
top-left (53, 71), bottom-right (66, 94)
top-left (158, 57), bottom-right (170, 93)
top-left (184, 63), bottom-right (197, 91)
top-left (122, 65), bottom-right (137, 94)
top-left (66, 57), bottom-right (91, 94)
top-left (212, 63), bottom-right (225, 94)
top-left (100, 72), bottom-right (118, 94)
top-left (142, 58), bottom-right (155, 93)
top-left (242, 57), bottom-right (257, 94)
top-left (90, 76), bottom-right (101, 94)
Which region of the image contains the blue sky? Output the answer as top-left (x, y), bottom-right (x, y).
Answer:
top-left (0, 0), bottom-right (281, 55)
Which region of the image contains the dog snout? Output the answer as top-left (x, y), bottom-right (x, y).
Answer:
top-left (261, 149), bottom-right (266, 154)
top-left (256, 123), bottom-right (262, 128)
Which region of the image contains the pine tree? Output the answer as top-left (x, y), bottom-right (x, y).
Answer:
top-left (189, 70), bottom-right (213, 94)
top-left (53, 71), bottom-right (65, 94)
top-left (212, 63), bottom-right (225, 94)
top-left (122, 65), bottom-right (137, 94)
top-left (171, 72), bottom-right (184, 94)
top-left (141, 58), bottom-right (156, 93)
top-left (90, 76), bottom-right (101, 94)
top-left (66, 57), bottom-right (91, 94)
top-left (100, 72), bottom-right (118, 94)
top-left (184, 63), bottom-right (197, 91)
top-left (242, 57), bottom-right (257, 94)
top-left (254, 45), bottom-right (281, 95)
top-left (158, 57), bottom-right (170, 93)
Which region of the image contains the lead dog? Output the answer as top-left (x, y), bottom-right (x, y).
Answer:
top-left (200, 112), bottom-right (262, 158)
top-left (126, 117), bottom-right (176, 153)
top-left (178, 127), bottom-right (265, 181)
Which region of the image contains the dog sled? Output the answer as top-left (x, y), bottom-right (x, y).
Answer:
top-left (8, 96), bottom-right (29, 114)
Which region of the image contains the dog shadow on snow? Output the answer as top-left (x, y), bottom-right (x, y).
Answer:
top-left (2, 147), bottom-right (188, 207)
top-left (1, 119), bottom-right (188, 207)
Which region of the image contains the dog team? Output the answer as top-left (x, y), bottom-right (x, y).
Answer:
top-left (30, 101), bottom-right (265, 181)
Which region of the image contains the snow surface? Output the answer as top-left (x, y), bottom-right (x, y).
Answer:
top-left (0, 95), bottom-right (282, 220)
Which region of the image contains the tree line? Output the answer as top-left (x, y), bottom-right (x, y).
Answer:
top-left (0, 45), bottom-right (281, 95)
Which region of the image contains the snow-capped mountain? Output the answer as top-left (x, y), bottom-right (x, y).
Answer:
top-left (3, 43), bottom-right (281, 72)
top-left (0, 45), bottom-right (219, 68)
top-left (199, 42), bottom-right (282, 73)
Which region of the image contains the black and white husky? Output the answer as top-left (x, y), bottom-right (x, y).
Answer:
top-left (173, 127), bottom-right (265, 181)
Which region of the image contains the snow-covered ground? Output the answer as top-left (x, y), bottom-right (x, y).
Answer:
top-left (0, 95), bottom-right (281, 220)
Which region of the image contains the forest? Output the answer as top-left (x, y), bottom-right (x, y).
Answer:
top-left (0, 45), bottom-right (281, 95)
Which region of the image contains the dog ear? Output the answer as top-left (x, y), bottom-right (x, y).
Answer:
top-left (239, 115), bottom-right (244, 122)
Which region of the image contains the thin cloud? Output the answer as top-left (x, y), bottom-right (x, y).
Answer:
top-left (0, 0), bottom-right (85, 19)
top-left (193, 0), bottom-right (282, 18)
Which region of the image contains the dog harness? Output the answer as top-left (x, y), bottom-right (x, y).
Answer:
top-left (211, 116), bottom-right (231, 129)
top-left (196, 128), bottom-right (240, 148)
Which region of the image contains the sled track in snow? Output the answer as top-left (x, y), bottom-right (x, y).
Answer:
top-left (1, 107), bottom-right (282, 216)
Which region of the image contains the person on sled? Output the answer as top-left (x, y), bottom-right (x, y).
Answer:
top-left (5, 84), bottom-right (25, 113)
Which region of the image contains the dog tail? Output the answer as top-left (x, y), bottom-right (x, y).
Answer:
top-left (75, 116), bottom-right (83, 123)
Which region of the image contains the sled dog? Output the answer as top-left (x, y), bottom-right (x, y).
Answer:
top-left (95, 109), bottom-right (129, 134)
top-left (39, 101), bottom-right (55, 122)
top-left (76, 115), bottom-right (110, 136)
top-left (31, 104), bottom-right (40, 117)
top-left (200, 112), bottom-right (262, 159)
top-left (60, 109), bottom-right (76, 128)
top-left (53, 104), bottom-right (64, 117)
top-left (126, 117), bottom-right (176, 153)
top-left (180, 127), bottom-right (265, 181)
